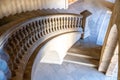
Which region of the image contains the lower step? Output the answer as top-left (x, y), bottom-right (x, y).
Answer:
top-left (64, 55), bottom-right (99, 67)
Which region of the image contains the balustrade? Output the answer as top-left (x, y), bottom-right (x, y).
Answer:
top-left (0, 14), bottom-right (83, 80)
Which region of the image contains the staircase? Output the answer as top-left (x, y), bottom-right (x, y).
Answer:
top-left (64, 38), bottom-right (102, 68)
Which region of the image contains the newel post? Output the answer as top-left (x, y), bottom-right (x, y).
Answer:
top-left (80, 10), bottom-right (92, 39)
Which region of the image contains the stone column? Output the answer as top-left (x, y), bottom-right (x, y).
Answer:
top-left (106, 43), bottom-right (118, 76)
top-left (98, 0), bottom-right (120, 79)
top-left (80, 10), bottom-right (92, 39)
top-left (98, 24), bottom-right (118, 72)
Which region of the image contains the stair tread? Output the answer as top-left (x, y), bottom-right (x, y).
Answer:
top-left (64, 55), bottom-right (99, 67)
top-left (68, 38), bottom-right (102, 59)
top-left (68, 46), bottom-right (102, 60)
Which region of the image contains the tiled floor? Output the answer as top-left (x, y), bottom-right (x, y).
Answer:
top-left (33, 62), bottom-right (117, 80)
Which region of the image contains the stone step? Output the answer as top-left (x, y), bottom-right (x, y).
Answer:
top-left (64, 54), bottom-right (99, 67)
top-left (67, 52), bottom-right (96, 59)
top-left (68, 47), bottom-right (101, 60)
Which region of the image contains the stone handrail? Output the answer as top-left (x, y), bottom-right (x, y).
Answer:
top-left (0, 13), bottom-right (83, 80)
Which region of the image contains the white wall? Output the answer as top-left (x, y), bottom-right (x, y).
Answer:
top-left (32, 32), bottom-right (81, 80)
top-left (96, 11), bottom-right (111, 45)
top-left (40, 32), bottom-right (81, 64)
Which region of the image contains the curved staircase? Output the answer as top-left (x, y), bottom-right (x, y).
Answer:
top-left (0, 13), bottom-right (84, 80)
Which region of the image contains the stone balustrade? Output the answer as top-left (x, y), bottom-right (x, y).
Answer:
top-left (0, 14), bottom-right (83, 80)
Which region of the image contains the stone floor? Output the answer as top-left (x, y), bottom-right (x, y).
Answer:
top-left (33, 62), bottom-right (117, 80)
top-left (0, 0), bottom-right (117, 80)
top-left (33, 1), bottom-right (118, 80)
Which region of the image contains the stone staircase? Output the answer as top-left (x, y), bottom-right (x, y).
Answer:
top-left (64, 38), bottom-right (102, 68)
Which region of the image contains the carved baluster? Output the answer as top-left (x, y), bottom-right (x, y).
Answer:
top-left (38, 20), bottom-right (43, 37)
top-left (62, 17), bottom-right (65, 29)
top-left (52, 18), bottom-right (55, 31)
top-left (31, 22), bottom-right (36, 32)
top-left (30, 32), bottom-right (35, 43)
top-left (9, 36), bottom-right (18, 57)
top-left (56, 18), bottom-right (59, 30)
top-left (32, 22), bottom-right (39, 40)
top-left (65, 17), bottom-right (69, 28)
top-left (48, 18), bottom-right (52, 33)
top-left (54, 18), bottom-right (56, 30)
top-left (47, 18), bottom-right (51, 33)
top-left (50, 18), bottom-right (53, 31)
top-left (16, 32), bottom-right (22, 42)
top-left (59, 17), bottom-right (61, 30)
top-left (80, 18), bottom-right (82, 28)
top-left (35, 22), bottom-right (39, 39)
top-left (29, 23), bottom-right (34, 33)
top-left (5, 43), bottom-right (14, 59)
top-left (34, 21), bottom-right (38, 31)
top-left (47, 18), bottom-right (51, 34)
top-left (63, 17), bottom-right (66, 29)
top-left (29, 23), bottom-right (37, 42)
top-left (13, 34), bottom-right (20, 46)
top-left (13, 37), bottom-right (20, 54)
top-left (26, 25), bottom-right (32, 34)
top-left (19, 29), bottom-right (25, 40)
top-left (34, 30), bottom-right (39, 41)
top-left (36, 20), bottom-right (41, 38)
top-left (43, 19), bottom-right (47, 35)
top-left (38, 20), bottom-right (42, 30)
top-left (40, 20), bottom-right (44, 37)
top-left (24, 43), bottom-right (28, 52)
top-left (72, 17), bottom-right (74, 28)
top-left (70, 17), bottom-right (72, 28)
top-left (61, 17), bottom-right (63, 30)
top-left (54, 18), bottom-right (57, 30)
top-left (24, 36), bottom-right (31, 48)
top-left (76, 17), bottom-right (79, 28)
top-left (69, 17), bottom-right (72, 28)
top-left (41, 19), bottom-right (45, 36)
top-left (45, 19), bottom-right (49, 34)
top-left (23, 27), bottom-right (29, 37)
top-left (73, 17), bottom-right (76, 28)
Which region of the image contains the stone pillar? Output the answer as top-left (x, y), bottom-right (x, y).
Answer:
top-left (98, 0), bottom-right (120, 79)
top-left (106, 43), bottom-right (118, 76)
top-left (98, 24), bottom-right (118, 72)
top-left (80, 10), bottom-right (92, 39)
